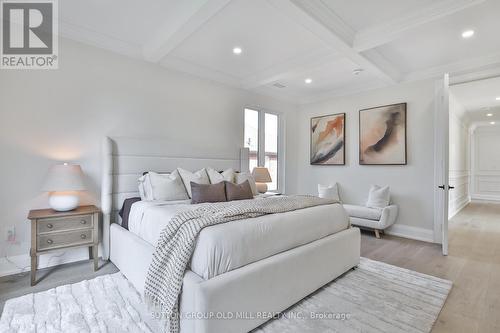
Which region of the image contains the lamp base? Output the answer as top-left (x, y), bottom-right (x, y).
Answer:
top-left (256, 183), bottom-right (268, 193)
top-left (49, 192), bottom-right (80, 212)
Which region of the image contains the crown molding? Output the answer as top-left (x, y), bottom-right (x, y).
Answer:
top-left (296, 79), bottom-right (389, 105)
top-left (160, 55), bottom-right (242, 87)
top-left (59, 20), bottom-right (142, 59)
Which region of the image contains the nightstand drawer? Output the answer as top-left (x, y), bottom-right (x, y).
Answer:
top-left (37, 229), bottom-right (93, 251)
top-left (37, 215), bottom-right (93, 234)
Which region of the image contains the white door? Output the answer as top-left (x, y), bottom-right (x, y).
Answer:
top-left (434, 74), bottom-right (450, 255)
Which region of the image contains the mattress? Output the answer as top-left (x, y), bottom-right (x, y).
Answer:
top-left (128, 198), bottom-right (349, 280)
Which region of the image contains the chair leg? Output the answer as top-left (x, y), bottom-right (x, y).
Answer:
top-left (374, 229), bottom-right (381, 239)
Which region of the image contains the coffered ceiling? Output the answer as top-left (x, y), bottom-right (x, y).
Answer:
top-left (58, 0), bottom-right (500, 104)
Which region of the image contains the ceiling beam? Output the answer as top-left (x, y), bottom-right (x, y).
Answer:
top-left (269, 0), bottom-right (400, 84)
top-left (354, 0), bottom-right (486, 52)
top-left (143, 0), bottom-right (232, 63)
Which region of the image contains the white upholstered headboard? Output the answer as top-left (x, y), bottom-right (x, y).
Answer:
top-left (100, 136), bottom-right (250, 260)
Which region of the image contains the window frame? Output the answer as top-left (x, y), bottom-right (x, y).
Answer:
top-left (244, 107), bottom-right (285, 193)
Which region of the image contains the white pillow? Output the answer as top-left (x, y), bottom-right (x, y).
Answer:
top-left (137, 174), bottom-right (153, 201)
top-left (148, 170), bottom-right (189, 201)
top-left (207, 167), bottom-right (235, 184)
top-left (366, 185), bottom-right (391, 209)
top-left (318, 183), bottom-right (340, 202)
top-left (235, 172), bottom-right (258, 195)
top-left (177, 168), bottom-right (210, 198)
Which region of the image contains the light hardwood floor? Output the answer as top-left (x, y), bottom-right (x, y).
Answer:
top-left (0, 202), bottom-right (498, 332)
top-left (361, 202), bottom-right (500, 333)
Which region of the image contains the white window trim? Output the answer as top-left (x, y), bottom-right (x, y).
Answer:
top-left (244, 107), bottom-right (285, 194)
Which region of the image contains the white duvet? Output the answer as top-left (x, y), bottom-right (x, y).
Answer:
top-left (128, 197), bottom-right (349, 280)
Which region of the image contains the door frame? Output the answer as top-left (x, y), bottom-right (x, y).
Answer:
top-left (433, 74), bottom-right (450, 255)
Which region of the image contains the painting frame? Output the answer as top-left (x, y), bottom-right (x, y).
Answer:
top-left (359, 103), bottom-right (407, 166)
top-left (310, 112), bottom-right (346, 166)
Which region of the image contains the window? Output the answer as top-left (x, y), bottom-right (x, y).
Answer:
top-left (244, 109), bottom-right (259, 172)
top-left (264, 113), bottom-right (278, 191)
top-left (244, 108), bottom-right (282, 192)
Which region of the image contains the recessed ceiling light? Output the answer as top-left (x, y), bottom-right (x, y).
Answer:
top-left (496, 96), bottom-right (500, 101)
top-left (461, 30), bottom-right (474, 39)
top-left (487, 113), bottom-right (493, 117)
top-left (305, 78), bottom-right (312, 84)
top-left (232, 47), bottom-right (242, 55)
top-left (491, 121), bottom-right (496, 125)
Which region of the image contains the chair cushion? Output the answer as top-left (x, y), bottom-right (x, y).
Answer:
top-left (343, 204), bottom-right (382, 221)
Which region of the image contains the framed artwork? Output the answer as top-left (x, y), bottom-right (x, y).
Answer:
top-left (310, 113), bottom-right (345, 165)
top-left (359, 103), bottom-right (407, 165)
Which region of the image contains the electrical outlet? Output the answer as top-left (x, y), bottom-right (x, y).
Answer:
top-left (7, 226), bottom-right (16, 243)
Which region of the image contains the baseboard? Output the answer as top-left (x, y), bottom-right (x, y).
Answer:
top-left (471, 194), bottom-right (500, 202)
top-left (449, 197), bottom-right (471, 219)
top-left (0, 248), bottom-right (93, 278)
top-left (385, 224), bottom-right (435, 243)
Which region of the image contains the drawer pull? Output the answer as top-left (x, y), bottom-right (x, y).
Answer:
top-left (47, 239), bottom-right (53, 244)
top-left (80, 234), bottom-right (87, 239)
top-left (46, 223), bottom-right (53, 229)
top-left (80, 220), bottom-right (87, 225)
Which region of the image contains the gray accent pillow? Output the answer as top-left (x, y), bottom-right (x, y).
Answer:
top-left (190, 182), bottom-right (227, 204)
top-left (225, 180), bottom-right (254, 201)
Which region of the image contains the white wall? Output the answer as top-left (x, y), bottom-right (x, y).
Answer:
top-left (448, 93), bottom-right (470, 217)
top-left (0, 38), bottom-right (298, 273)
top-left (295, 80), bottom-right (436, 241)
top-left (471, 125), bottom-right (500, 201)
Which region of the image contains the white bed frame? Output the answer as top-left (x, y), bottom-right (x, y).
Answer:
top-left (101, 136), bottom-right (360, 333)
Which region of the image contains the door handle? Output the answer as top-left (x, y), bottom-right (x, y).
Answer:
top-left (448, 186), bottom-right (455, 190)
top-left (438, 185), bottom-right (445, 189)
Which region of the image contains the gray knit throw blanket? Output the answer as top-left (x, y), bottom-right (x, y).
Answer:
top-left (144, 195), bottom-right (337, 333)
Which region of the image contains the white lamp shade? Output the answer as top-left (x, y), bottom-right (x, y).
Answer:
top-left (252, 167), bottom-right (272, 183)
top-left (41, 164), bottom-right (86, 192)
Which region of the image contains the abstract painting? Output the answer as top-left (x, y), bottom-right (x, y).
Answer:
top-left (359, 103), bottom-right (406, 165)
top-left (310, 113), bottom-right (345, 165)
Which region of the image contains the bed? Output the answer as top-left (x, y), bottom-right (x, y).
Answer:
top-left (101, 137), bottom-right (360, 333)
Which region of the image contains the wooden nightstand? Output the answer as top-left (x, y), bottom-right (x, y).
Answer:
top-left (27, 205), bottom-right (100, 286)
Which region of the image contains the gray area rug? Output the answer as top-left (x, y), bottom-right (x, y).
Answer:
top-left (0, 258), bottom-right (451, 333)
top-left (254, 258), bottom-right (452, 333)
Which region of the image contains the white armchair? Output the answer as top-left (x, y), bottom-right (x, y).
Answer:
top-left (344, 204), bottom-right (398, 239)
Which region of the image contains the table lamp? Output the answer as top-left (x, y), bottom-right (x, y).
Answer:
top-left (42, 163), bottom-right (86, 211)
top-left (252, 167), bottom-right (272, 193)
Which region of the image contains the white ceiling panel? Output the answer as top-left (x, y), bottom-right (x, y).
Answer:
top-left (276, 57), bottom-right (383, 94)
top-left (321, 0), bottom-right (435, 31)
top-left (169, 0), bottom-right (331, 79)
top-left (60, 0), bottom-right (207, 48)
top-left (375, 0), bottom-right (500, 74)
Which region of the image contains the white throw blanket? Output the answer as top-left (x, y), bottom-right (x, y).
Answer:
top-left (144, 195), bottom-right (337, 333)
